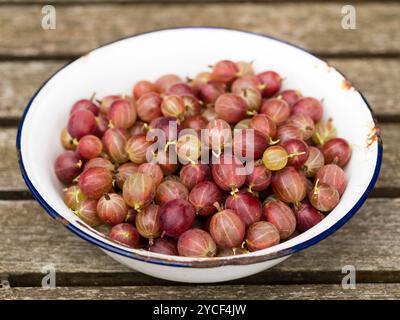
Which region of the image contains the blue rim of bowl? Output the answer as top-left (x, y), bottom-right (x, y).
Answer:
top-left (16, 26), bottom-right (383, 268)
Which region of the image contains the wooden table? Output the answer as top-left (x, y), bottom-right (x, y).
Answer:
top-left (0, 0), bottom-right (399, 300)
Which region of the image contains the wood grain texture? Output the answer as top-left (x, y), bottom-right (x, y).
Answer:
top-left (1, 59), bottom-right (399, 119)
top-left (1, 198), bottom-right (399, 285)
top-left (0, 3), bottom-right (399, 57)
top-left (0, 124), bottom-right (394, 192)
top-left (1, 284), bottom-right (399, 300)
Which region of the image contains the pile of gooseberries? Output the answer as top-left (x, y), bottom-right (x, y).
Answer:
top-left (55, 59), bottom-right (351, 258)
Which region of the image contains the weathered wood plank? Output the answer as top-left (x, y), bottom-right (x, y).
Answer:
top-left (0, 198), bottom-right (399, 285)
top-left (1, 59), bottom-right (399, 119)
top-left (1, 284), bottom-right (399, 300)
top-left (0, 4), bottom-right (399, 57)
top-left (0, 124), bottom-right (394, 192)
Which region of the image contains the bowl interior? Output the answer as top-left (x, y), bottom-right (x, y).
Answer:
top-left (18, 28), bottom-right (380, 265)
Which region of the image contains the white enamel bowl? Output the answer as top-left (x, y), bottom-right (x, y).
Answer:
top-left (17, 27), bottom-right (382, 283)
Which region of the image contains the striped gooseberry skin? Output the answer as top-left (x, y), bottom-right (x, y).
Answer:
top-left (107, 99), bottom-right (137, 129)
top-left (179, 163), bottom-right (210, 190)
top-left (209, 209), bottom-right (245, 249)
top-left (321, 137), bottom-right (352, 167)
top-left (260, 98), bottom-right (291, 125)
top-left (231, 75), bottom-right (261, 94)
top-left (99, 95), bottom-right (121, 115)
top-left (125, 134), bottom-right (153, 164)
top-left (286, 114), bottom-right (315, 140)
top-left (70, 99), bottom-right (99, 116)
top-left (136, 92), bottom-right (163, 122)
top-left (167, 83), bottom-right (196, 97)
top-left (109, 223), bottom-right (140, 248)
top-left (315, 164), bottom-right (347, 196)
top-left (277, 125), bottom-right (303, 143)
top-left (281, 138), bottom-right (310, 168)
top-left (263, 199), bottom-right (296, 240)
top-left (60, 127), bottom-right (76, 150)
top-left (75, 199), bottom-right (102, 227)
top-left (233, 129), bottom-right (268, 160)
top-left (148, 238), bottom-right (178, 256)
top-left (199, 81), bottom-right (226, 104)
top-left (278, 89), bottom-right (302, 107)
top-left (182, 115), bottom-right (209, 133)
top-left (238, 88), bottom-right (262, 113)
top-left (77, 134), bottom-right (103, 160)
top-left (225, 192), bottom-right (262, 227)
top-left (245, 162), bottom-right (272, 192)
top-left (160, 199), bottom-right (196, 237)
top-left (205, 119), bottom-right (232, 153)
top-left (211, 154), bottom-right (246, 192)
top-left (177, 229), bottom-right (217, 257)
top-left (215, 93), bottom-right (247, 124)
top-left (176, 134), bottom-right (202, 163)
top-left (302, 146), bottom-right (325, 178)
top-left (257, 71), bottom-right (282, 98)
top-left (292, 97), bottom-right (323, 122)
top-left (63, 185), bottom-right (86, 210)
top-left (211, 60), bottom-right (239, 83)
top-left (188, 181), bottom-right (222, 216)
top-left (245, 221), bottom-right (280, 251)
top-left (156, 180), bottom-right (189, 205)
top-left (133, 80), bottom-right (157, 99)
top-left (249, 114), bottom-right (277, 141)
top-left (67, 109), bottom-right (97, 139)
top-left (54, 151), bottom-right (82, 184)
top-left (155, 74), bottom-right (182, 93)
top-left (262, 146), bottom-right (289, 171)
top-left (182, 95), bottom-right (202, 118)
top-left (236, 61), bottom-right (255, 76)
top-left (122, 172), bottom-right (156, 211)
top-left (309, 181), bottom-right (340, 212)
top-left (161, 95), bottom-right (185, 119)
top-left (271, 167), bottom-right (307, 204)
top-left (97, 193), bottom-right (128, 225)
top-left (78, 167), bottom-right (113, 200)
top-left (138, 162), bottom-right (164, 187)
top-left (135, 204), bottom-right (161, 241)
top-left (102, 128), bottom-right (129, 164)
top-left (114, 163), bottom-right (139, 189)
top-left (312, 119), bottom-right (337, 146)
top-left (294, 202), bottom-right (324, 233)
top-left (83, 157), bottom-right (115, 173)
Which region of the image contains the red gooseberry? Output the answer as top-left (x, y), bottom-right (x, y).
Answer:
top-left (79, 167), bottom-right (113, 199)
top-left (138, 162), bottom-right (164, 187)
top-left (257, 71), bottom-right (282, 98)
top-left (102, 128), bottom-right (129, 164)
top-left (209, 209), bottom-right (245, 249)
top-left (74, 199), bottom-right (102, 227)
top-left (107, 99), bottom-right (137, 129)
top-left (312, 119), bottom-right (337, 146)
top-left (83, 157), bottom-right (115, 173)
top-left (245, 221), bottom-right (280, 251)
top-left (54, 151), bottom-right (82, 184)
top-left (278, 89), bottom-right (302, 107)
top-left (211, 60), bottom-right (239, 83)
top-left (225, 192), bottom-right (262, 227)
top-left (294, 202), bottom-right (324, 233)
top-left (70, 98), bottom-right (99, 116)
top-left (133, 80), bottom-right (157, 99)
top-left (97, 193), bottom-right (128, 225)
top-left (261, 98), bottom-right (291, 125)
top-left (292, 97), bottom-right (323, 122)
top-left (233, 129), bottom-right (268, 160)
top-left (180, 163), bottom-right (210, 190)
top-left (188, 181), bottom-right (222, 216)
top-left (63, 185), bottom-right (86, 210)
top-left (67, 109), bottom-right (96, 139)
top-left (77, 135), bottom-right (103, 160)
top-left (281, 138), bottom-right (310, 168)
top-left (246, 161), bottom-right (272, 192)
top-left (161, 95), bottom-right (185, 119)
top-left (148, 238), bottom-right (178, 256)
top-left (109, 223), bottom-right (140, 248)
top-left (114, 163), bottom-right (139, 189)
top-left (302, 146), bottom-right (325, 178)
top-left (215, 93), bottom-right (247, 124)
top-left (309, 180), bottom-right (340, 212)
top-left (287, 114), bottom-right (315, 140)
top-left (125, 134), bottom-right (153, 164)
top-left (211, 154), bottom-right (246, 192)
top-left (155, 74), bottom-right (182, 93)
top-left (160, 199), bottom-right (196, 237)
top-left (135, 204), bottom-right (161, 243)
top-left (178, 228), bottom-right (217, 257)
top-left (271, 167), bottom-right (307, 204)
top-left (156, 180), bottom-right (189, 205)
top-left (136, 92), bottom-right (163, 122)
top-left (123, 172), bottom-right (156, 211)
top-left (263, 199), bottom-right (296, 240)
top-left (315, 164), bottom-right (347, 196)
top-left (322, 137), bottom-right (352, 167)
